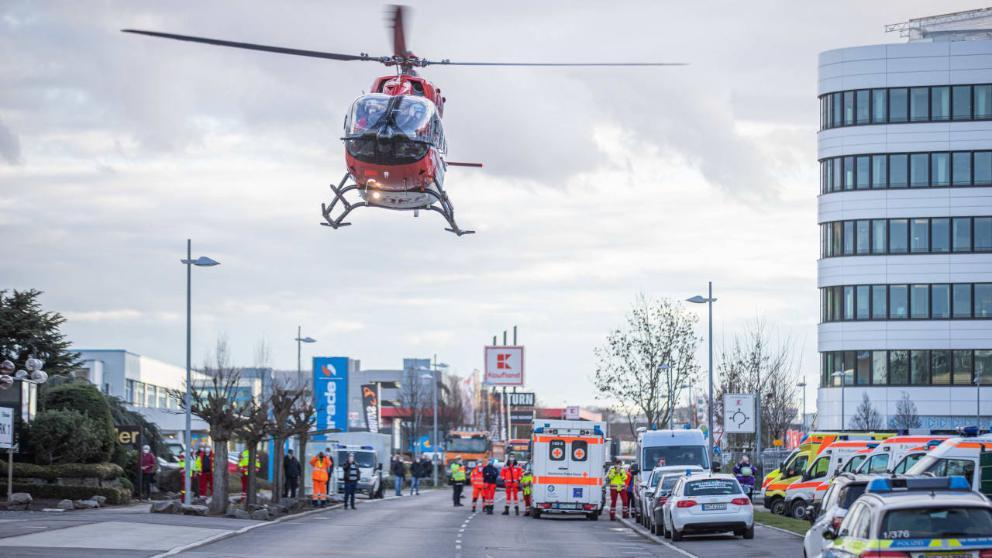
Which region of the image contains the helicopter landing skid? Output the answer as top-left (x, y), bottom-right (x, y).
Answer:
top-left (320, 174), bottom-right (475, 236)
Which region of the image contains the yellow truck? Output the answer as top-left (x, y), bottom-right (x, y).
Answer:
top-left (760, 432), bottom-right (894, 515)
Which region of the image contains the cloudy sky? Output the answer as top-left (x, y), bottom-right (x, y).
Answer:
top-left (2, 0), bottom-right (987, 408)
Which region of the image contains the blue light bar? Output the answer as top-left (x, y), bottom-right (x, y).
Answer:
top-left (361, 445), bottom-right (374, 450)
top-left (949, 476), bottom-right (971, 490)
top-left (867, 478), bottom-right (891, 493)
top-left (593, 425), bottom-right (604, 436)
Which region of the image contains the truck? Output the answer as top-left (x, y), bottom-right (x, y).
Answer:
top-left (444, 430), bottom-right (492, 471)
top-left (530, 419), bottom-right (606, 520)
top-left (305, 432), bottom-right (391, 499)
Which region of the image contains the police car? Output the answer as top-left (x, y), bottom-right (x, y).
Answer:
top-left (803, 474), bottom-right (871, 558)
top-left (662, 472), bottom-right (754, 541)
top-left (822, 476), bottom-right (992, 557)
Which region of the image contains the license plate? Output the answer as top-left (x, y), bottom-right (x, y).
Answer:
top-left (702, 503), bottom-right (727, 511)
top-left (556, 503), bottom-right (577, 509)
top-left (918, 554), bottom-right (974, 558)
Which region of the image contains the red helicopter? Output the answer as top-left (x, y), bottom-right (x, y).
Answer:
top-left (124, 6), bottom-right (683, 236)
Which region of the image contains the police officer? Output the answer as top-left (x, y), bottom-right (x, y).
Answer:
top-left (450, 456), bottom-right (466, 507)
top-left (342, 452), bottom-right (360, 510)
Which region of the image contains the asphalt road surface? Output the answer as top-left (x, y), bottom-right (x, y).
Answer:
top-left (177, 489), bottom-right (804, 558)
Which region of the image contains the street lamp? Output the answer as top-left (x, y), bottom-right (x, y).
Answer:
top-left (977, 369), bottom-right (984, 433)
top-left (294, 327), bottom-right (317, 384)
top-left (181, 239), bottom-right (219, 506)
top-left (2, 357), bottom-right (48, 503)
top-left (796, 381), bottom-right (807, 432)
top-left (831, 370), bottom-right (846, 431)
top-left (687, 282), bottom-right (717, 465)
top-left (420, 359), bottom-right (448, 487)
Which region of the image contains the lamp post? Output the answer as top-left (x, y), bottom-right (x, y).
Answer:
top-left (1, 357), bottom-right (48, 502)
top-left (831, 370), bottom-right (846, 431)
top-left (977, 369), bottom-right (984, 432)
top-left (796, 381), bottom-right (807, 432)
top-left (688, 282), bottom-right (717, 465)
top-left (421, 359), bottom-right (448, 487)
top-left (181, 239), bottom-right (219, 506)
top-left (294, 327), bottom-right (316, 384)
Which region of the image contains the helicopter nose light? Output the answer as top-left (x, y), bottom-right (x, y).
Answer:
top-left (372, 191), bottom-right (382, 200)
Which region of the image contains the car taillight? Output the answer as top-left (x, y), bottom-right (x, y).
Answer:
top-left (979, 551), bottom-right (992, 558)
top-left (657, 496), bottom-right (669, 505)
top-left (540, 503), bottom-right (552, 509)
top-left (583, 504), bottom-right (595, 511)
top-left (731, 498), bottom-right (750, 506)
top-left (676, 500), bottom-right (697, 508)
top-left (859, 551), bottom-right (909, 558)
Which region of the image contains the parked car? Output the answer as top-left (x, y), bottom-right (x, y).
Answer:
top-left (662, 472), bottom-right (754, 541)
top-left (802, 473), bottom-right (871, 558)
top-left (638, 465), bottom-right (703, 528)
top-left (648, 473), bottom-right (683, 536)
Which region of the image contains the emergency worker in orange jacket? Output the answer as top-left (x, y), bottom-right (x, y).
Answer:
top-left (500, 457), bottom-right (523, 515)
top-left (470, 463), bottom-right (486, 512)
top-left (310, 451), bottom-right (332, 508)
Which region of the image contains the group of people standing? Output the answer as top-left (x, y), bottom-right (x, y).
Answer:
top-left (448, 456), bottom-right (533, 516)
top-left (390, 454), bottom-right (433, 496)
top-left (177, 445), bottom-right (215, 499)
top-left (308, 449), bottom-right (363, 509)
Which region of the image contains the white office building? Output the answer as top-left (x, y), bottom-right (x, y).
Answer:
top-left (817, 9), bottom-right (992, 431)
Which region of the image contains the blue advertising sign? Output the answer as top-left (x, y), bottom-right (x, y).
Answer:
top-left (313, 357), bottom-right (349, 439)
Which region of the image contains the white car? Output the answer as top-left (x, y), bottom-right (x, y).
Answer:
top-left (802, 474), bottom-right (871, 558)
top-left (662, 472), bottom-right (754, 541)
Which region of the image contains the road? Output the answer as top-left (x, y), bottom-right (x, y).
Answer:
top-left (0, 489), bottom-right (805, 557)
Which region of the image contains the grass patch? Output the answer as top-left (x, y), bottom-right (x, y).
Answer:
top-left (754, 511), bottom-right (809, 535)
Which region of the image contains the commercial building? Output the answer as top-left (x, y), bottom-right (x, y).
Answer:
top-left (817, 9), bottom-right (992, 431)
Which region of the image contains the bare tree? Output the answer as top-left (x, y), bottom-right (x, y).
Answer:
top-left (850, 393), bottom-right (883, 431)
top-left (236, 399), bottom-right (272, 506)
top-left (438, 373), bottom-right (464, 434)
top-left (269, 379), bottom-right (304, 503)
top-left (400, 369), bottom-right (430, 455)
top-left (593, 294), bottom-right (700, 437)
top-left (716, 320), bottom-right (800, 449)
top-left (890, 392), bottom-right (921, 431)
top-left (172, 337), bottom-right (250, 515)
top-left (288, 390), bottom-right (317, 498)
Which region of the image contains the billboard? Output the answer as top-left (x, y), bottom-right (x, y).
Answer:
top-left (501, 392), bottom-right (535, 407)
top-left (313, 357), bottom-right (349, 438)
top-left (484, 346), bottom-right (525, 386)
top-left (361, 384), bottom-right (381, 433)
top-left (723, 393), bottom-right (756, 434)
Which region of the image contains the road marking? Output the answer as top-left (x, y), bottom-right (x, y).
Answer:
top-left (618, 517), bottom-right (700, 558)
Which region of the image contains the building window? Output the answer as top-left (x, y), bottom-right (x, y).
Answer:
top-left (953, 85), bottom-right (972, 120)
top-left (953, 218), bottom-right (972, 252)
top-left (978, 152), bottom-right (992, 184)
top-left (890, 285), bottom-right (909, 319)
top-left (856, 90), bottom-right (870, 124)
top-left (932, 153), bottom-right (950, 186)
top-left (889, 220), bottom-right (909, 253)
top-left (978, 85), bottom-right (992, 119)
top-left (872, 351), bottom-right (888, 385)
top-left (823, 217), bottom-right (992, 257)
top-left (954, 284), bottom-right (973, 318)
top-left (977, 350), bottom-right (992, 385)
top-left (844, 90), bottom-right (855, 126)
top-left (932, 284), bottom-right (950, 319)
top-left (890, 351), bottom-right (909, 384)
top-left (844, 286), bottom-right (855, 320)
top-left (910, 153), bottom-right (929, 187)
top-left (932, 218), bottom-right (950, 253)
top-left (872, 220), bottom-right (887, 254)
top-left (872, 88), bottom-right (887, 123)
top-left (910, 87), bottom-right (929, 121)
top-left (976, 284), bottom-right (992, 318)
top-left (856, 285), bottom-right (870, 320)
top-left (856, 351), bottom-right (871, 385)
top-left (856, 220), bottom-right (870, 254)
top-left (910, 285), bottom-right (929, 319)
top-left (977, 218), bottom-right (992, 251)
top-left (953, 152), bottom-right (972, 185)
top-left (931, 86), bottom-right (950, 121)
top-left (126, 380), bottom-right (136, 405)
top-left (890, 88), bottom-right (909, 122)
top-left (932, 350), bottom-right (951, 385)
top-left (871, 285), bottom-right (887, 319)
top-left (872, 155), bottom-right (887, 188)
top-left (954, 350), bottom-right (974, 385)
top-left (135, 382), bottom-right (145, 408)
top-left (910, 219), bottom-right (929, 252)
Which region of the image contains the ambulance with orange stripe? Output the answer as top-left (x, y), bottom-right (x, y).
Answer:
top-left (781, 440), bottom-right (880, 519)
top-left (529, 419), bottom-right (606, 519)
top-left (852, 434), bottom-right (950, 475)
top-left (905, 437), bottom-right (992, 492)
top-left (761, 432), bottom-right (893, 515)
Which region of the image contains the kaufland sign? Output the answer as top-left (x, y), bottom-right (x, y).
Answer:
top-left (484, 346), bottom-right (524, 386)
top-left (313, 356), bottom-right (349, 439)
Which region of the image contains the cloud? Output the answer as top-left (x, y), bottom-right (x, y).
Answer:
top-left (64, 309), bottom-right (143, 322)
top-left (0, 118), bottom-right (21, 164)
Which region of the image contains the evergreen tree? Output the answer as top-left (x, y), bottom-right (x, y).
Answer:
top-left (0, 289), bottom-right (79, 376)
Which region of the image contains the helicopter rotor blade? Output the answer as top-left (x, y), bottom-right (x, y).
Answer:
top-left (121, 29), bottom-right (388, 63)
top-left (424, 60), bottom-right (687, 67)
top-left (391, 4), bottom-right (410, 58)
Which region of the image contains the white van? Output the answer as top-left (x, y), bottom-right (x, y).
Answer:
top-left (634, 429), bottom-right (709, 521)
top-left (906, 437), bottom-right (992, 493)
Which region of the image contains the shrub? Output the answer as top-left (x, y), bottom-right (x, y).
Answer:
top-left (11, 483), bottom-right (131, 505)
top-left (42, 382), bottom-right (116, 462)
top-left (28, 409), bottom-right (105, 465)
top-left (0, 460), bottom-right (123, 480)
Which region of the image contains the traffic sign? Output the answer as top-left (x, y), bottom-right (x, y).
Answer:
top-left (500, 392), bottom-right (535, 406)
top-left (0, 407), bottom-right (11, 449)
top-left (723, 394), bottom-right (755, 434)
top-left (484, 346), bottom-right (524, 386)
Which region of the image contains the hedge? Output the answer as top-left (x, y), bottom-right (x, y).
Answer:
top-left (42, 382), bottom-right (116, 462)
top-left (27, 409), bottom-right (106, 465)
top-left (11, 483), bottom-right (132, 505)
top-left (1, 460), bottom-right (124, 480)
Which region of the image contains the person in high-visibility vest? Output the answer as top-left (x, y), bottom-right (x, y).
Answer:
top-left (190, 448), bottom-right (201, 496)
top-left (606, 459), bottom-right (628, 521)
top-left (621, 463), bottom-right (636, 519)
top-left (500, 457), bottom-right (523, 515)
top-left (310, 450), bottom-right (332, 507)
top-left (197, 446), bottom-right (213, 497)
top-left (239, 449), bottom-right (260, 496)
top-left (469, 463), bottom-right (485, 512)
top-left (520, 468), bottom-right (534, 515)
top-left (450, 456), bottom-right (466, 507)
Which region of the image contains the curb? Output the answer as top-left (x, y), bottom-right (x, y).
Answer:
top-left (150, 503), bottom-right (342, 558)
top-left (755, 521), bottom-right (804, 538)
top-left (618, 516), bottom-right (699, 558)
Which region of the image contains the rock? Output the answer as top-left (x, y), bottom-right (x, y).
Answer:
top-left (56, 499), bottom-right (74, 511)
top-left (9, 493), bottom-right (32, 505)
top-left (89, 495), bottom-right (107, 506)
top-left (150, 500), bottom-right (181, 514)
top-left (226, 508), bottom-right (252, 520)
top-left (249, 509), bottom-right (271, 521)
top-left (269, 504), bottom-right (288, 516)
top-left (181, 504), bottom-right (208, 516)
top-left (73, 499), bottom-right (100, 509)
top-left (192, 496), bottom-right (209, 506)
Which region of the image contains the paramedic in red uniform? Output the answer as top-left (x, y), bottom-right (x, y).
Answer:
top-left (482, 458), bottom-right (499, 515)
top-left (606, 459), bottom-right (627, 520)
top-left (470, 463), bottom-right (486, 513)
top-left (500, 456), bottom-right (523, 515)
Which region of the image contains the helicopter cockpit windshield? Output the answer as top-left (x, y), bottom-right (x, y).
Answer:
top-left (346, 94), bottom-right (436, 141)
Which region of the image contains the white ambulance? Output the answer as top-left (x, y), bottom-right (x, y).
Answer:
top-left (530, 419), bottom-right (606, 520)
top-left (782, 440), bottom-right (880, 519)
top-left (853, 435), bottom-right (949, 475)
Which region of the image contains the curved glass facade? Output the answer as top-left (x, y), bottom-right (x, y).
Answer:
top-left (821, 283), bottom-right (992, 322)
top-left (819, 150), bottom-right (992, 194)
top-left (820, 84), bottom-right (992, 130)
top-left (820, 216), bottom-right (992, 258)
top-left (820, 349), bottom-right (992, 388)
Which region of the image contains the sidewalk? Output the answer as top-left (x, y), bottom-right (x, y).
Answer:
top-left (0, 502), bottom-right (270, 557)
